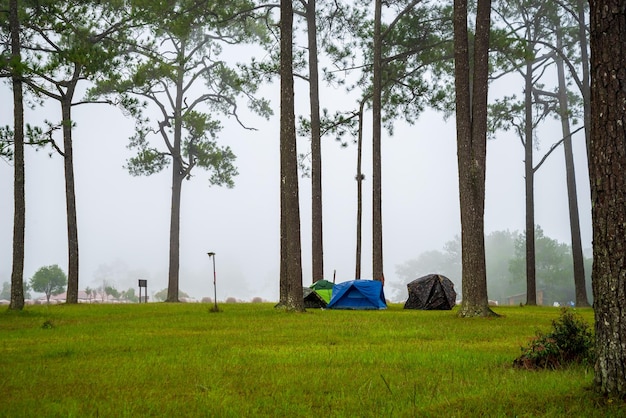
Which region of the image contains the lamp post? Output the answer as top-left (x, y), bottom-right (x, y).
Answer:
top-left (207, 252), bottom-right (218, 311)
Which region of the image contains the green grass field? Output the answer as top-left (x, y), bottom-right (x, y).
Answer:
top-left (1, 303), bottom-right (623, 417)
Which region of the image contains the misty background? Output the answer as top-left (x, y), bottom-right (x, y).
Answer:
top-left (0, 53), bottom-right (591, 303)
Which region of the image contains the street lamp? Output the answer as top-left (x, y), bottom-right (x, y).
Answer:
top-left (207, 252), bottom-right (218, 311)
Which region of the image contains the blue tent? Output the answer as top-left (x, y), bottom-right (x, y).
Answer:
top-left (327, 280), bottom-right (387, 310)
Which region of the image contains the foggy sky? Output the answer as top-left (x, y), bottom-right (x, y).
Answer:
top-left (0, 71), bottom-right (592, 302)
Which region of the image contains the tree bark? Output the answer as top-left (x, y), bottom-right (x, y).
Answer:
top-left (9, 0), bottom-right (25, 311)
top-left (166, 166), bottom-right (183, 302)
top-left (62, 97), bottom-right (79, 304)
top-left (588, 0), bottom-right (626, 397)
top-left (524, 55), bottom-right (537, 306)
top-left (278, 0), bottom-right (304, 311)
top-left (166, 62), bottom-right (186, 303)
top-left (372, 0), bottom-right (384, 282)
top-left (306, 0), bottom-right (324, 283)
top-left (453, 0), bottom-right (495, 317)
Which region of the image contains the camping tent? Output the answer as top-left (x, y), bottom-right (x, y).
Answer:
top-left (404, 274), bottom-right (457, 310)
top-left (303, 287), bottom-right (327, 308)
top-left (327, 280), bottom-right (387, 310)
top-left (310, 279), bottom-right (334, 304)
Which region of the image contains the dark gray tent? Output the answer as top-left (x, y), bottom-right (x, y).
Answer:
top-left (404, 274), bottom-right (457, 310)
top-left (303, 287), bottom-right (327, 308)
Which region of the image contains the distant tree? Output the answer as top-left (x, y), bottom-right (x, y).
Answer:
top-left (124, 287), bottom-right (138, 303)
top-left (153, 289), bottom-right (168, 302)
top-left (588, 0), bottom-right (626, 397)
top-left (0, 282), bottom-right (10, 300)
top-left (104, 286), bottom-right (120, 300)
top-left (16, 1), bottom-right (134, 304)
top-left (490, 0), bottom-right (558, 306)
top-left (92, 0), bottom-right (270, 303)
top-left (84, 286), bottom-right (93, 302)
top-left (395, 231), bottom-right (519, 304)
top-left (30, 265), bottom-right (67, 303)
top-left (484, 230), bottom-right (519, 303)
top-left (453, 0), bottom-right (496, 317)
top-left (0, 281), bottom-right (27, 300)
top-left (509, 226), bottom-right (582, 304)
top-left (153, 288), bottom-right (189, 302)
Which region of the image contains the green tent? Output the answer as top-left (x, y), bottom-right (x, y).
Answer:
top-left (310, 279), bottom-right (334, 304)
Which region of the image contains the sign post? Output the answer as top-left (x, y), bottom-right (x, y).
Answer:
top-left (138, 279), bottom-right (147, 303)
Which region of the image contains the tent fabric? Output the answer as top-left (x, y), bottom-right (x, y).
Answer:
top-left (303, 287), bottom-right (327, 308)
top-left (310, 279), bottom-right (334, 304)
top-left (404, 274), bottom-right (457, 310)
top-left (327, 280), bottom-right (387, 310)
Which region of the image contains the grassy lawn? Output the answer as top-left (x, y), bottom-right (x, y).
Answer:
top-left (1, 303), bottom-right (623, 417)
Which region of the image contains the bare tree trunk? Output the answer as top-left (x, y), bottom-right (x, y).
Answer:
top-left (166, 166), bottom-right (183, 302)
top-left (355, 101), bottom-right (365, 280)
top-left (589, 0), bottom-right (626, 397)
top-left (62, 97), bottom-right (79, 304)
top-left (372, 0), bottom-right (384, 282)
top-left (453, 0), bottom-right (495, 317)
top-left (9, 0), bottom-right (25, 311)
top-left (555, 31), bottom-right (589, 308)
top-left (306, 0), bottom-right (324, 283)
top-left (524, 56), bottom-right (537, 306)
top-left (278, 0), bottom-right (304, 311)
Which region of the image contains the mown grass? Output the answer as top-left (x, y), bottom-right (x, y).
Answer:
top-left (0, 303), bottom-right (623, 417)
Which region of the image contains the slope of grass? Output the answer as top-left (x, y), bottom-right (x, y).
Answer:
top-left (0, 303), bottom-right (622, 417)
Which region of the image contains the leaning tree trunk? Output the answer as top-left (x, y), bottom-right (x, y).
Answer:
top-left (306, 0), bottom-right (324, 284)
top-left (453, 0), bottom-right (495, 317)
top-left (62, 97), bottom-right (79, 304)
top-left (555, 32), bottom-right (589, 307)
top-left (9, 0), bottom-right (25, 311)
top-left (372, 0), bottom-right (384, 283)
top-left (588, 0), bottom-right (626, 397)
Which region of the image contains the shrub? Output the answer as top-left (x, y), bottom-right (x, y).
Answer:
top-left (513, 308), bottom-right (594, 370)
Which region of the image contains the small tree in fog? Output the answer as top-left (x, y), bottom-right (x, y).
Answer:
top-left (30, 265), bottom-right (67, 303)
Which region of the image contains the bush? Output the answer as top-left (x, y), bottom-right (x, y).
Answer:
top-left (513, 308), bottom-right (594, 370)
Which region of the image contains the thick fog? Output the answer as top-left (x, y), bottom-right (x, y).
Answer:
top-left (0, 72), bottom-right (591, 302)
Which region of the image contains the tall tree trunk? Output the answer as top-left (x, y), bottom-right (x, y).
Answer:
top-left (166, 167), bottom-right (183, 302)
top-left (355, 100), bottom-right (365, 280)
top-left (524, 56), bottom-right (537, 306)
top-left (9, 0), bottom-right (25, 311)
top-left (306, 0), bottom-right (324, 283)
top-left (372, 0), bottom-right (384, 282)
top-left (588, 0), bottom-right (626, 397)
top-left (62, 97), bottom-right (79, 304)
top-left (166, 67), bottom-right (186, 303)
top-left (453, 0), bottom-right (495, 317)
top-left (278, 0), bottom-right (304, 311)
top-left (555, 32), bottom-right (589, 308)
